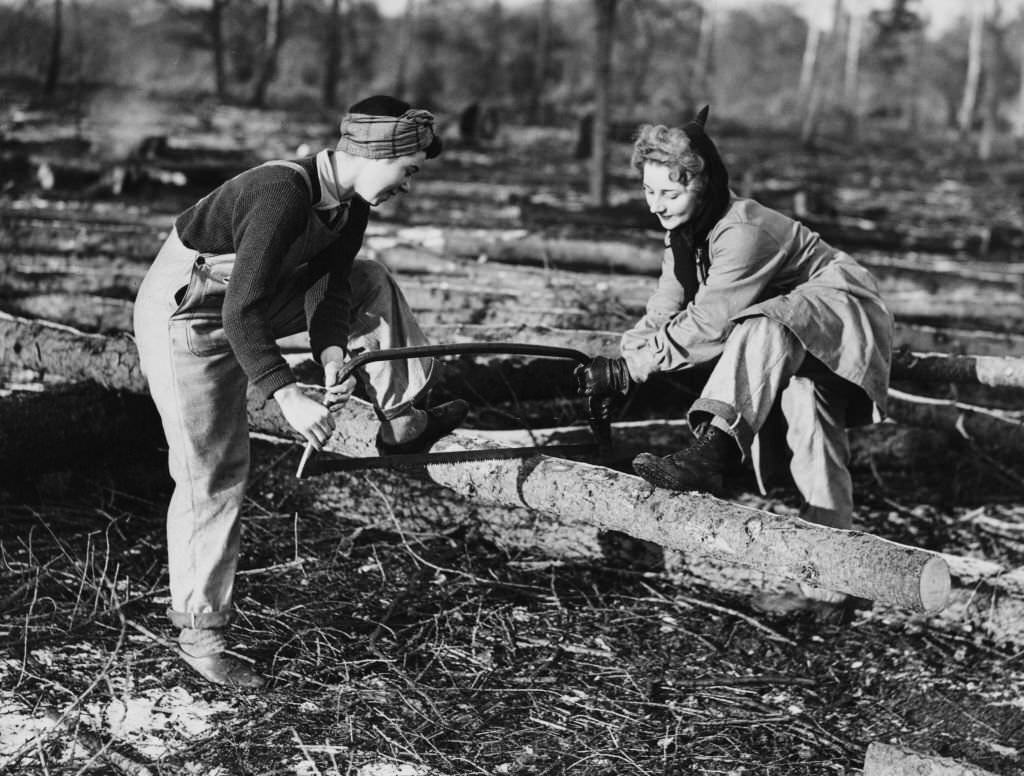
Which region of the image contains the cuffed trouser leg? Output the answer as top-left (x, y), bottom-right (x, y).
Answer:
top-left (688, 316), bottom-right (808, 456)
top-left (272, 258), bottom-right (436, 421)
top-left (134, 232), bottom-right (248, 625)
top-left (688, 316), bottom-right (855, 530)
top-left (780, 376), bottom-right (853, 529)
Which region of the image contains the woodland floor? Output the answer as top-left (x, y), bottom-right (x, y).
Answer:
top-left (1, 436), bottom-right (1023, 776)
top-left (2, 87), bottom-right (1024, 775)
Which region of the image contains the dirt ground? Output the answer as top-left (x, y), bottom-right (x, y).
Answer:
top-left (1, 435), bottom-right (1023, 776)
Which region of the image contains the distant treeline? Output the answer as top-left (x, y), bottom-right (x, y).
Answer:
top-left (1, 0), bottom-right (1022, 148)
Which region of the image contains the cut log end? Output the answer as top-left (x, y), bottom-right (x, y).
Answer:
top-left (919, 555), bottom-right (952, 614)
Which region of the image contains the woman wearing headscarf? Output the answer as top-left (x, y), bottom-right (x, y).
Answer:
top-left (576, 107), bottom-right (893, 621)
top-left (134, 95), bottom-right (468, 687)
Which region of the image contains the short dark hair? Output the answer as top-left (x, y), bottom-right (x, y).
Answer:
top-left (346, 94), bottom-right (443, 159)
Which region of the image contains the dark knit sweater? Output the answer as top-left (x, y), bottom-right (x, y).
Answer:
top-left (175, 155), bottom-right (370, 399)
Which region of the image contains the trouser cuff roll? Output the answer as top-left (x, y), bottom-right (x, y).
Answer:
top-left (167, 607), bottom-right (234, 629)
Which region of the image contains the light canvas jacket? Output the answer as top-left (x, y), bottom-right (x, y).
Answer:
top-left (620, 195), bottom-right (893, 424)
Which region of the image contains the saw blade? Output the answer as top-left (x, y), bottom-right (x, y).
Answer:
top-left (297, 443), bottom-right (603, 478)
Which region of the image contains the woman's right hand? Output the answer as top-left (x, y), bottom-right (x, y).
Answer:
top-left (273, 383), bottom-right (335, 450)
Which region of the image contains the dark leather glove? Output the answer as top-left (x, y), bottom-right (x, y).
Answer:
top-left (575, 356), bottom-right (631, 398)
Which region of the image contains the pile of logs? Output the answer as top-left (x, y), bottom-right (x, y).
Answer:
top-left (2, 193), bottom-right (1024, 646)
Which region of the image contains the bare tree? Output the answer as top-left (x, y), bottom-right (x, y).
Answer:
top-left (958, 0), bottom-right (986, 134)
top-left (979, 0), bottom-right (1006, 159)
top-left (529, 0), bottom-right (552, 123)
top-left (797, 17), bottom-right (822, 108)
top-left (323, 0), bottom-right (342, 108)
top-left (393, 0), bottom-right (416, 97)
top-left (250, 0), bottom-right (286, 107)
top-left (1014, 5), bottom-right (1024, 144)
top-left (800, 0), bottom-right (844, 145)
top-left (590, 0), bottom-right (617, 207)
top-left (843, 6), bottom-right (863, 106)
top-left (43, 0), bottom-right (63, 95)
top-left (623, 1), bottom-right (657, 113)
top-left (692, 1), bottom-right (715, 101)
top-left (210, 0), bottom-right (230, 101)
top-left (487, 1), bottom-right (505, 103)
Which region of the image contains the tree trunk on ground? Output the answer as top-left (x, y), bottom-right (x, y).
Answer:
top-left (211, 0), bottom-right (229, 101)
top-left (322, 0), bottom-right (342, 109)
top-left (250, 0), bottom-right (286, 108)
top-left (589, 0), bottom-right (617, 207)
top-left (530, 0), bottom-right (552, 123)
top-left (43, 0), bottom-right (63, 96)
top-left (426, 437), bottom-right (950, 612)
top-left (958, 0), bottom-right (986, 135)
top-left (863, 742), bottom-right (999, 776)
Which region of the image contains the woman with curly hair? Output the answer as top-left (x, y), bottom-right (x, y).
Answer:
top-left (576, 107), bottom-right (892, 620)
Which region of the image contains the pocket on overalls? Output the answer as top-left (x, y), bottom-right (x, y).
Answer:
top-left (171, 254), bottom-right (234, 357)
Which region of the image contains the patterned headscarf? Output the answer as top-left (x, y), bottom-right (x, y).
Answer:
top-left (336, 109), bottom-right (438, 160)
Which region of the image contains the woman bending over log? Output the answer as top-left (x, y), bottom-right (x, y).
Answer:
top-left (576, 107), bottom-right (893, 621)
top-left (133, 96), bottom-right (469, 688)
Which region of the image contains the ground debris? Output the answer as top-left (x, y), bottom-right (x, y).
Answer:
top-left (1, 442), bottom-right (1023, 775)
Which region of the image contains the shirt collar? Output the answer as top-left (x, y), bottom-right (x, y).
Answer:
top-left (315, 149), bottom-right (347, 211)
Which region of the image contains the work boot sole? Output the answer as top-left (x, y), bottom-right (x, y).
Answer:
top-left (632, 452), bottom-right (724, 496)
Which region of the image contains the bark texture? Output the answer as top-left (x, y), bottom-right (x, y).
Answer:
top-left (0, 312), bottom-right (951, 613)
top-left (426, 436), bottom-right (950, 613)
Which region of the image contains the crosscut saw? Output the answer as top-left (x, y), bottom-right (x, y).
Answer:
top-left (296, 342), bottom-right (611, 478)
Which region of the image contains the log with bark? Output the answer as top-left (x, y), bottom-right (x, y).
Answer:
top-left (0, 312), bottom-right (951, 613)
top-left (5, 309), bottom-right (1024, 429)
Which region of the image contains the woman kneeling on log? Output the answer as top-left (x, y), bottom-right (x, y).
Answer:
top-left (134, 96), bottom-right (469, 688)
top-left (576, 107), bottom-right (893, 621)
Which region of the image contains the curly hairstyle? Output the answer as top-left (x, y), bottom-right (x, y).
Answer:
top-left (631, 124), bottom-right (705, 186)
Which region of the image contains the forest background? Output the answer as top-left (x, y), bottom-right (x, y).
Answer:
top-left (3, 0), bottom-right (1024, 175)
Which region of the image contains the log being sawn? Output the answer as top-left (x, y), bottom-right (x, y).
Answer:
top-left (0, 311), bottom-right (950, 614)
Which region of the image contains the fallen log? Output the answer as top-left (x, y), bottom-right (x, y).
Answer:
top-left (418, 324), bottom-right (1024, 391)
top-left (862, 742), bottom-right (1000, 776)
top-left (0, 312), bottom-right (146, 391)
top-left (381, 227), bottom-right (1024, 286)
top-left (1, 293), bottom-right (135, 333)
top-left (424, 436), bottom-right (949, 613)
top-left (0, 312), bottom-right (950, 613)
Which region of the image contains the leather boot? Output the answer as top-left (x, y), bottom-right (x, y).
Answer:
top-left (376, 399), bottom-right (470, 455)
top-left (177, 627), bottom-right (266, 689)
top-left (632, 424), bottom-right (736, 495)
